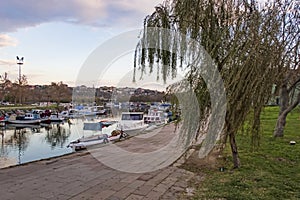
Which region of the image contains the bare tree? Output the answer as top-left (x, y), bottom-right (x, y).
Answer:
top-left (49, 82), bottom-right (70, 107)
top-left (273, 1), bottom-right (300, 137)
top-left (15, 75), bottom-right (28, 104)
top-left (0, 72), bottom-right (12, 102)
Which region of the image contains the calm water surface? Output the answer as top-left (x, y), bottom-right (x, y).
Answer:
top-left (0, 118), bottom-right (108, 168)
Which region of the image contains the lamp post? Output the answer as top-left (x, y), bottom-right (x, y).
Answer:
top-left (16, 56), bottom-right (24, 84)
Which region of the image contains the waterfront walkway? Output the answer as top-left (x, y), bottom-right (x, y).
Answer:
top-left (0, 124), bottom-right (195, 200)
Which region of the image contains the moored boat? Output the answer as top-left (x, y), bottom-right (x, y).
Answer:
top-left (67, 121), bottom-right (121, 150)
top-left (6, 113), bottom-right (42, 125)
top-left (6, 119), bottom-right (41, 125)
top-left (118, 112), bottom-right (149, 136)
top-left (144, 109), bottom-right (168, 125)
top-left (67, 134), bottom-right (121, 150)
top-left (48, 114), bottom-right (64, 123)
top-left (60, 109), bottom-right (82, 119)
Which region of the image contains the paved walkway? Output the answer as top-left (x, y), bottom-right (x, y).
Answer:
top-left (0, 124), bottom-right (195, 200)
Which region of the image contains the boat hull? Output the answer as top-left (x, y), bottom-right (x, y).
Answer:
top-left (68, 135), bottom-right (120, 150)
top-left (122, 124), bottom-right (149, 136)
top-left (6, 119), bottom-right (41, 125)
top-left (50, 118), bottom-right (64, 123)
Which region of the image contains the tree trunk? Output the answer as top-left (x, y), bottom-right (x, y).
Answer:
top-left (230, 133), bottom-right (240, 168)
top-left (274, 86), bottom-right (300, 137)
top-left (274, 114), bottom-right (287, 137)
top-left (278, 82), bottom-right (289, 113)
top-left (274, 82), bottom-right (289, 137)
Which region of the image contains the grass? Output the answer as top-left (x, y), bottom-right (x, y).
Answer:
top-left (0, 105), bottom-right (62, 111)
top-left (188, 106), bottom-right (300, 200)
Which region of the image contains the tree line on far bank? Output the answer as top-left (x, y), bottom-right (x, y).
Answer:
top-left (0, 73), bottom-right (167, 105)
top-left (0, 74), bottom-right (72, 105)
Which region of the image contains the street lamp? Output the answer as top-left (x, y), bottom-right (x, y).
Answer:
top-left (16, 56), bottom-right (24, 84)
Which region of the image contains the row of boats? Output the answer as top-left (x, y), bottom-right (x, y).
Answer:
top-left (0, 107), bottom-right (174, 150)
top-left (0, 112), bottom-right (64, 126)
top-left (0, 105), bottom-right (109, 126)
top-left (68, 110), bottom-right (172, 150)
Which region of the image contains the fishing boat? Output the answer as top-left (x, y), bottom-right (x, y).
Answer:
top-left (6, 113), bottom-right (41, 125)
top-left (30, 111), bottom-right (51, 124)
top-left (118, 112), bottom-right (149, 136)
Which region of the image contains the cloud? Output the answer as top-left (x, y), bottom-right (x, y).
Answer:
top-left (0, 59), bottom-right (15, 66)
top-left (0, 34), bottom-right (17, 47)
top-left (0, 0), bottom-right (162, 33)
top-left (111, 0), bottom-right (160, 15)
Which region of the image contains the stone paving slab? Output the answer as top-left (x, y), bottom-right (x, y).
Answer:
top-left (0, 124), bottom-right (194, 200)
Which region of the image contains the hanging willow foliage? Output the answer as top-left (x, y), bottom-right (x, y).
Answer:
top-left (134, 0), bottom-right (285, 168)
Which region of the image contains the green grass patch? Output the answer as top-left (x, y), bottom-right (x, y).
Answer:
top-left (0, 105), bottom-right (62, 111)
top-left (192, 106), bottom-right (300, 199)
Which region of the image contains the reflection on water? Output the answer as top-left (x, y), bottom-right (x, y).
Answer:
top-left (0, 127), bottom-right (30, 166)
top-left (0, 128), bottom-right (18, 168)
top-left (0, 119), bottom-right (96, 169)
top-left (11, 129), bottom-right (29, 165)
top-left (45, 124), bottom-right (71, 149)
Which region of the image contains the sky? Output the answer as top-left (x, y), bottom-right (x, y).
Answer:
top-left (0, 0), bottom-right (170, 89)
top-left (0, 0), bottom-right (283, 90)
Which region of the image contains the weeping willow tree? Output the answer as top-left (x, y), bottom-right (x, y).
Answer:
top-left (134, 0), bottom-right (284, 168)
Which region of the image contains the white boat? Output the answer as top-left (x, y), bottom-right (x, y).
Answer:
top-left (59, 109), bottom-right (82, 118)
top-left (118, 112), bottom-right (149, 136)
top-left (6, 113), bottom-right (42, 125)
top-left (91, 106), bottom-right (107, 116)
top-left (6, 119), bottom-right (41, 125)
top-left (49, 114), bottom-right (64, 123)
top-left (74, 106), bottom-right (107, 117)
top-left (67, 134), bottom-right (121, 150)
top-left (77, 107), bottom-right (97, 117)
top-left (144, 109), bottom-right (168, 125)
top-left (67, 121), bottom-right (120, 150)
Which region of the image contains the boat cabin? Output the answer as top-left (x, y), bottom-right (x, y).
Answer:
top-left (121, 112), bottom-right (144, 121)
top-left (24, 113), bottom-right (41, 120)
top-left (144, 109), bottom-right (166, 124)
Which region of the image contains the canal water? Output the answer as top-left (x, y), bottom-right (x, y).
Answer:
top-left (0, 118), bottom-right (107, 168)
